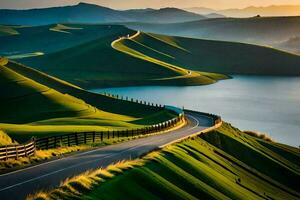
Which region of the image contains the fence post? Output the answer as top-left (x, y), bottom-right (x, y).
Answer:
top-left (46, 137), bottom-right (49, 149)
top-left (32, 137), bottom-right (36, 155)
top-left (93, 131), bottom-right (95, 143)
top-left (101, 131), bottom-right (103, 141)
top-left (5, 146), bottom-right (8, 161)
top-left (54, 136), bottom-right (57, 148)
top-left (24, 144), bottom-right (27, 157)
top-left (75, 133), bottom-right (78, 145)
top-left (84, 132), bottom-right (87, 144)
top-left (15, 145), bottom-right (18, 160)
top-left (60, 135), bottom-right (63, 147)
top-left (112, 130), bottom-right (115, 139)
top-left (107, 131), bottom-right (110, 139)
top-left (68, 135), bottom-right (70, 146)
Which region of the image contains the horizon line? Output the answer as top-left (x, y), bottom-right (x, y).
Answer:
top-left (1, 2), bottom-right (300, 11)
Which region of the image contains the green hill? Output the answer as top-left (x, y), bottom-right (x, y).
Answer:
top-left (0, 24), bottom-right (130, 56)
top-left (125, 16), bottom-right (300, 54)
top-left (0, 130), bottom-right (13, 146)
top-left (0, 25), bottom-right (20, 36)
top-left (31, 122), bottom-right (300, 200)
top-left (114, 32), bottom-right (300, 75)
top-left (0, 58), bottom-right (176, 142)
top-left (22, 27), bottom-right (225, 89)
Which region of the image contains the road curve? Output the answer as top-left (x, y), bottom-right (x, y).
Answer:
top-left (0, 111), bottom-right (215, 200)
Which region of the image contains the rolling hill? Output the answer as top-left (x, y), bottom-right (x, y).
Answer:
top-left (0, 2), bottom-right (206, 25)
top-left (4, 23), bottom-right (300, 89)
top-left (0, 24), bottom-right (130, 56)
top-left (16, 25), bottom-right (225, 89)
top-left (106, 32), bottom-right (300, 75)
top-left (125, 16), bottom-right (300, 54)
top-left (30, 122), bottom-right (300, 200)
top-left (15, 24), bottom-right (300, 89)
top-left (0, 57), bottom-right (177, 143)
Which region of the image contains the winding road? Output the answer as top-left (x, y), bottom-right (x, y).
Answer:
top-left (0, 111), bottom-right (217, 200)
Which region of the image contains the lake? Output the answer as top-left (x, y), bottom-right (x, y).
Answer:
top-left (91, 76), bottom-right (300, 147)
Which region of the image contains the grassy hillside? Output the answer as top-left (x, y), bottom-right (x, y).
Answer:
top-left (0, 130), bottom-right (14, 146)
top-left (125, 16), bottom-right (300, 54)
top-left (22, 27), bottom-right (225, 89)
top-left (30, 122), bottom-right (300, 200)
top-left (0, 58), bottom-right (176, 143)
top-left (0, 24), bottom-right (130, 56)
top-left (0, 25), bottom-right (19, 36)
top-left (117, 32), bottom-right (300, 75)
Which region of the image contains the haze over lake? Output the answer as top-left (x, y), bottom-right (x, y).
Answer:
top-left (92, 76), bottom-right (300, 147)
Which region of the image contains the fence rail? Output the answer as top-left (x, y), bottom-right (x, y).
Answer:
top-left (0, 113), bottom-right (184, 161)
top-left (0, 140), bottom-right (35, 161)
top-left (0, 93), bottom-right (222, 161)
top-left (34, 115), bottom-right (184, 150)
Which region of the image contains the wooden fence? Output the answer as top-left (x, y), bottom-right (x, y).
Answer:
top-left (101, 92), bottom-right (165, 108)
top-left (35, 115), bottom-right (184, 150)
top-left (0, 140), bottom-right (35, 161)
top-left (0, 114), bottom-right (184, 160)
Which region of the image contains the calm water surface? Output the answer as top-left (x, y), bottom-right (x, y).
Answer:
top-left (92, 76), bottom-right (300, 147)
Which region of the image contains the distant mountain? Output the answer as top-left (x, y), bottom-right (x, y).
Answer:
top-left (185, 7), bottom-right (216, 15)
top-left (0, 3), bottom-right (206, 25)
top-left (204, 13), bottom-right (226, 18)
top-left (138, 8), bottom-right (206, 23)
top-left (219, 5), bottom-right (300, 17)
top-left (184, 7), bottom-right (225, 18)
top-left (185, 5), bottom-right (300, 17)
top-left (277, 36), bottom-right (300, 54)
top-left (125, 16), bottom-right (300, 54)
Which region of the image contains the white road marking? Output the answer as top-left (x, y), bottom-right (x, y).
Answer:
top-left (0, 114), bottom-right (210, 193)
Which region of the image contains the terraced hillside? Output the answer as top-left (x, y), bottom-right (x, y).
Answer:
top-left (0, 58), bottom-right (176, 143)
top-left (31, 122), bottom-right (300, 200)
top-left (116, 32), bottom-right (300, 75)
top-left (21, 26), bottom-right (225, 89)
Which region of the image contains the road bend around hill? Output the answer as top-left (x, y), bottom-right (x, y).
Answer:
top-left (111, 31), bottom-right (194, 79)
top-left (0, 110), bottom-right (218, 200)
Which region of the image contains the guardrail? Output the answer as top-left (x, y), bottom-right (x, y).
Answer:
top-left (0, 140), bottom-right (36, 161)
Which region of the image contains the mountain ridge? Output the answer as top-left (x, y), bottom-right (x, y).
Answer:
top-left (0, 3), bottom-right (206, 25)
top-left (185, 5), bottom-right (300, 17)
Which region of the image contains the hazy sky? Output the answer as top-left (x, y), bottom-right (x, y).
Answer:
top-left (0, 0), bottom-right (300, 10)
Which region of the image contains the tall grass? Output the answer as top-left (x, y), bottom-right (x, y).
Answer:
top-left (243, 130), bottom-right (273, 142)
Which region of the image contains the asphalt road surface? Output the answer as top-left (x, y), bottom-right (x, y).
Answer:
top-left (0, 111), bottom-right (214, 200)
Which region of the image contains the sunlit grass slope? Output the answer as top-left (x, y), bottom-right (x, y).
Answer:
top-left (0, 130), bottom-right (13, 146)
top-left (121, 32), bottom-right (300, 75)
top-left (31, 122), bottom-right (300, 200)
top-left (0, 25), bottom-right (20, 36)
top-left (13, 24), bottom-right (226, 89)
top-left (0, 58), bottom-right (176, 142)
top-left (0, 24), bottom-right (129, 56)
